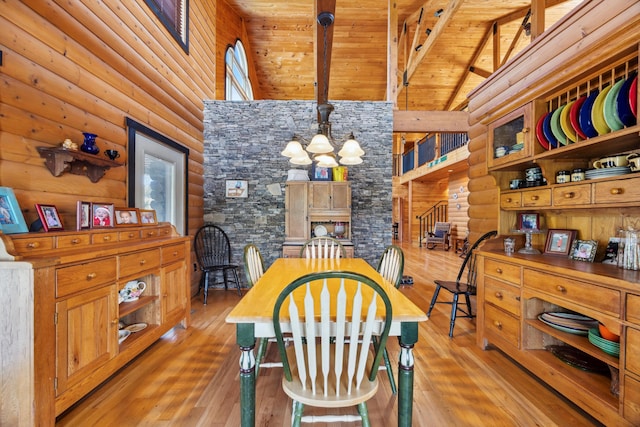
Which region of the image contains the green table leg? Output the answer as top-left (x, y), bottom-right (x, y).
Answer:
top-left (237, 324), bottom-right (256, 427)
top-left (398, 322), bottom-right (418, 427)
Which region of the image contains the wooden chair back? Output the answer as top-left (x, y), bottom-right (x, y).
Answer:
top-left (300, 236), bottom-right (346, 259)
top-left (376, 245), bottom-right (404, 288)
top-left (425, 222), bottom-right (452, 250)
top-left (194, 224), bottom-right (233, 268)
top-left (243, 243), bottom-right (265, 287)
top-left (456, 230), bottom-right (498, 291)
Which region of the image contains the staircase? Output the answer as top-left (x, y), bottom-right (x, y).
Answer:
top-left (416, 201), bottom-right (448, 247)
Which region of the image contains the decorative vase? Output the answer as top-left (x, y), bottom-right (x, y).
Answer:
top-left (80, 132), bottom-right (100, 155)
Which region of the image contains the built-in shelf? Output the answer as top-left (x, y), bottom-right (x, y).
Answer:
top-left (37, 146), bottom-right (122, 183)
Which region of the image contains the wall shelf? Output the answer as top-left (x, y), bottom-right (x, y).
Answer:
top-left (37, 146), bottom-right (122, 183)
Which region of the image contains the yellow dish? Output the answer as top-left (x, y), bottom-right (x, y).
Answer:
top-left (591, 85), bottom-right (612, 135)
top-left (560, 100), bottom-right (577, 143)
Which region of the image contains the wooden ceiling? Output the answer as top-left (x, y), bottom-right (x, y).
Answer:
top-left (223, 0), bottom-right (582, 113)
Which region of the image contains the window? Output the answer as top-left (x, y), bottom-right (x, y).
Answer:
top-left (225, 41), bottom-right (253, 100)
top-left (145, 0), bottom-right (189, 53)
top-left (126, 118), bottom-right (189, 235)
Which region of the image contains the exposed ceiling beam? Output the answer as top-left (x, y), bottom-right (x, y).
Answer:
top-left (315, 0), bottom-right (336, 107)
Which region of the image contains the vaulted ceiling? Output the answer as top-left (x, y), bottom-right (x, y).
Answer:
top-left (223, 0), bottom-right (582, 113)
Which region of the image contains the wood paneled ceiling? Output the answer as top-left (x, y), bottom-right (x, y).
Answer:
top-left (224, 0), bottom-right (582, 112)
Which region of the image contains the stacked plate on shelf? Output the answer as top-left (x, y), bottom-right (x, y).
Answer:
top-left (585, 166), bottom-right (632, 180)
top-left (537, 312), bottom-right (599, 335)
top-left (588, 328), bottom-right (620, 357)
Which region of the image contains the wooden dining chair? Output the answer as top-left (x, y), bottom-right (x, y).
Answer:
top-left (300, 236), bottom-right (346, 259)
top-left (374, 244), bottom-right (404, 394)
top-left (427, 230), bottom-right (497, 337)
top-left (272, 271), bottom-right (392, 426)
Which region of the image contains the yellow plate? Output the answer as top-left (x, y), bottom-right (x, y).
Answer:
top-left (560, 100), bottom-right (577, 143)
top-left (592, 85), bottom-right (612, 135)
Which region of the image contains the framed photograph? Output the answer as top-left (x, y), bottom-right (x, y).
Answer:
top-left (91, 203), bottom-right (115, 228)
top-left (569, 239), bottom-right (598, 262)
top-left (225, 180), bottom-right (248, 198)
top-left (0, 187), bottom-right (28, 234)
top-left (114, 207), bottom-right (140, 226)
top-left (544, 229), bottom-right (577, 256)
top-left (35, 204), bottom-right (64, 232)
top-left (518, 213), bottom-right (540, 231)
top-left (76, 201), bottom-right (91, 230)
top-left (311, 164), bottom-right (331, 181)
top-left (139, 209), bottom-right (157, 225)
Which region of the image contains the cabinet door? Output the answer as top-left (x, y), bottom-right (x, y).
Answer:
top-left (162, 261), bottom-right (187, 325)
top-left (331, 182), bottom-right (351, 210)
top-left (56, 285), bottom-right (117, 395)
top-left (285, 182), bottom-right (308, 240)
top-left (309, 182), bottom-right (332, 210)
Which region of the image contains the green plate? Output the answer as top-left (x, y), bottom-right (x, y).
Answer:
top-left (603, 79), bottom-right (625, 131)
top-left (551, 105), bottom-right (568, 145)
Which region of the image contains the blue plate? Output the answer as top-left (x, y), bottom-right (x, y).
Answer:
top-left (543, 110), bottom-right (558, 148)
top-left (617, 72), bottom-right (637, 127)
top-left (579, 90), bottom-right (599, 138)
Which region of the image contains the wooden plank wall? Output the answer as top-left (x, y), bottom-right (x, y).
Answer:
top-left (0, 0), bottom-right (230, 242)
top-left (447, 170), bottom-right (469, 240)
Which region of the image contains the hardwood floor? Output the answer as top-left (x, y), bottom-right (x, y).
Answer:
top-left (56, 242), bottom-right (602, 426)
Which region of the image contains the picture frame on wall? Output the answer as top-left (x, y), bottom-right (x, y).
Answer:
top-left (517, 213), bottom-right (540, 231)
top-left (543, 229), bottom-right (577, 256)
top-left (35, 204), bottom-right (64, 232)
top-left (91, 203), bottom-right (115, 228)
top-left (114, 207), bottom-right (140, 226)
top-left (225, 180), bottom-right (248, 198)
top-left (569, 239), bottom-right (598, 262)
top-left (77, 201), bottom-right (91, 230)
top-left (0, 187), bottom-right (28, 234)
top-left (139, 209), bottom-right (157, 225)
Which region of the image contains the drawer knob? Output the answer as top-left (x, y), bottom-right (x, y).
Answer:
top-left (505, 198), bottom-right (512, 203)
top-left (148, 231), bottom-right (156, 237)
top-left (129, 233), bottom-right (135, 238)
top-left (495, 268), bottom-right (503, 274)
top-left (563, 192), bottom-right (574, 199)
top-left (27, 242), bottom-right (40, 249)
top-left (103, 235), bottom-right (111, 241)
top-left (495, 291), bottom-right (503, 299)
top-left (530, 195), bottom-right (539, 201)
top-left (610, 188), bottom-right (623, 195)
top-left (493, 320), bottom-right (503, 330)
top-left (71, 238), bottom-right (80, 244)
top-left (556, 285), bottom-right (566, 293)
top-left (173, 251), bottom-right (178, 256)
top-left (140, 259), bottom-right (146, 265)
top-left (86, 272), bottom-right (97, 280)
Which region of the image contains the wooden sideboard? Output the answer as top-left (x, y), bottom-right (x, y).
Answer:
top-left (477, 248), bottom-right (640, 426)
top-left (0, 223), bottom-right (191, 426)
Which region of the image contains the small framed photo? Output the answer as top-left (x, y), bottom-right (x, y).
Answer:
top-left (225, 180), bottom-right (248, 198)
top-left (311, 164), bottom-right (331, 181)
top-left (0, 187), bottom-right (28, 234)
top-left (91, 203), bottom-right (115, 228)
top-left (569, 239), bottom-right (598, 262)
top-left (35, 204), bottom-right (64, 232)
top-left (114, 208), bottom-right (140, 226)
top-left (518, 213), bottom-right (540, 231)
top-left (544, 229), bottom-right (577, 256)
top-left (139, 209), bottom-right (157, 225)
top-left (77, 201), bottom-right (91, 230)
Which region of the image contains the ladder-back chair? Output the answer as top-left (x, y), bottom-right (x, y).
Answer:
top-left (300, 236), bottom-right (346, 259)
top-left (194, 224), bottom-right (241, 303)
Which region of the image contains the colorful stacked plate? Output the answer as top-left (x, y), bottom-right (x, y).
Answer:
top-left (579, 90), bottom-right (600, 138)
top-left (543, 111), bottom-right (558, 148)
top-left (551, 105), bottom-right (568, 145)
top-left (588, 328), bottom-right (620, 357)
top-left (603, 79), bottom-right (625, 131)
top-left (538, 312), bottom-right (598, 335)
top-left (585, 166), bottom-right (631, 180)
top-left (570, 95), bottom-right (587, 139)
top-left (630, 76), bottom-right (638, 118)
top-left (592, 86), bottom-right (612, 135)
top-left (546, 345), bottom-right (610, 374)
top-left (617, 73), bottom-right (637, 126)
top-left (560, 100), bottom-right (578, 143)
top-left (536, 113), bottom-right (551, 149)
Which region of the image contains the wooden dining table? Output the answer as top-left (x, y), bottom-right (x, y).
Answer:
top-left (225, 257), bottom-right (427, 426)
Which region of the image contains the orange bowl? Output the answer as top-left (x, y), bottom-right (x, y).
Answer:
top-left (599, 323), bottom-right (620, 343)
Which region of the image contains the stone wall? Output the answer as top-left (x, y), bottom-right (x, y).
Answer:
top-left (203, 100), bottom-right (393, 286)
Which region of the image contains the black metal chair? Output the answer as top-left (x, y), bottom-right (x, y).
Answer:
top-left (194, 224), bottom-right (241, 303)
top-left (427, 230), bottom-right (497, 337)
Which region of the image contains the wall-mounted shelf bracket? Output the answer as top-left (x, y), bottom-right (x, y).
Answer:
top-left (37, 147), bottom-right (122, 183)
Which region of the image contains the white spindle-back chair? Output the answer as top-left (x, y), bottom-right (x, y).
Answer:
top-left (300, 236), bottom-right (346, 259)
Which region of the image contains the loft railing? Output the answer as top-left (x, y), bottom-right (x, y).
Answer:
top-left (397, 132), bottom-right (468, 176)
top-left (416, 200), bottom-right (448, 247)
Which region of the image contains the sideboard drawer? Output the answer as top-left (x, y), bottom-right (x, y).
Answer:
top-left (624, 374), bottom-right (640, 425)
top-left (162, 244), bottom-right (186, 265)
top-left (119, 248), bottom-right (161, 278)
top-left (500, 192), bottom-right (522, 209)
top-left (552, 183), bottom-right (591, 206)
top-left (485, 277), bottom-right (521, 316)
top-left (522, 188), bottom-right (551, 207)
top-left (484, 304), bottom-right (520, 349)
top-left (593, 177), bottom-right (640, 204)
top-left (12, 236), bottom-right (54, 254)
top-left (627, 294), bottom-right (640, 325)
top-left (57, 234), bottom-right (91, 249)
top-left (92, 231), bottom-right (118, 245)
top-left (119, 230), bottom-right (141, 242)
top-left (484, 258), bottom-right (521, 284)
top-left (56, 258), bottom-right (117, 298)
top-left (524, 269), bottom-right (620, 316)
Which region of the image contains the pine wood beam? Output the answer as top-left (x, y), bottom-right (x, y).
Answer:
top-left (315, 0), bottom-right (336, 106)
top-left (387, 0), bottom-right (399, 105)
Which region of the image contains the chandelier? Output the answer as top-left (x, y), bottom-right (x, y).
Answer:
top-left (281, 11), bottom-right (365, 168)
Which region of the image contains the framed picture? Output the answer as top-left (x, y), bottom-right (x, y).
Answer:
top-left (114, 207), bottom-right (140, 226)
top-left (518, 213), bottom-right (540, 231)
top-left (225, 180), bottom-right (248, 198)
top-left (91, 203), bottom-right (115, 228)
top-left (544, 229), bottom-right (577, 256)
top-left (35, 204), bottom-right (64, 232)
top-left (0, 187), bottom-right (28, 234)
top-left (311, 163), bottom-right (331, 181)
top-left (139, 209), bottom-right (157, 225)
top-left (76, 201), bottom-right (91, 230)
top-left (569, 239), bottom-right (598, 262)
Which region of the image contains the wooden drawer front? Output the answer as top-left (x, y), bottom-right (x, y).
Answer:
top-left (57, 234), bottom-right (91, 249)
top-left (156, 225), bottom-right (172, 238)
top-left (522, 188), bottom-right (551, 207)
top-left (92, 231), bottom-right (118, 245)
top-left (484, 304), bottom-right (520, 348)
top-left (552, 184), bottom-right (591, 206)
top-left (12, 236), bottom-right (54, 254)
top-left (524, 269), bottom-right (620, 316)
top-left (593, 178), bottom-right (640, 204)
top-left (56, 258), bottom-right (117, 298)
top-left (627, 294), bottom-right (640, 325)
top-left (141, 228), bottom-right (162, 239)
top-left (119, 249), bottom-right (160, 278)
top-left (484, 258), bottom-right (521, 284)
top-left (119, 230), bottom-right (141, 242)
top-left (485, 277), bottom-right (521, 316)
top-left (162, 244), bottom-right (186, 265)
top-left (624, 375), bottom-right (640, 425)
top-left (627, 328), bottom-right (640, 376)
top-left (500, 193), bottom-right (522, 209)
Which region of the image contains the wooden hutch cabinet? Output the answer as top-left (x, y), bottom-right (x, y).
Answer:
top-left (283, 181), bottom-right (354, 257)
top-left (0, 223), bottom-right (190, 425)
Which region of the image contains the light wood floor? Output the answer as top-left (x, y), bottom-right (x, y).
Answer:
top-left (56, 242), bottom-right (602, 426)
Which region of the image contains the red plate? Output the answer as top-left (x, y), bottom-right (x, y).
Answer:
top-left (570, 95), bottom-right (587, 139)
top-left (536, 112), bottom-right (551, 150)
top-left (630, 75), bottom-right (637, 118)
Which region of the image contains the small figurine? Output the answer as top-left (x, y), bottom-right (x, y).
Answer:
top-left (61, 138), bottom-right (78, 150)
